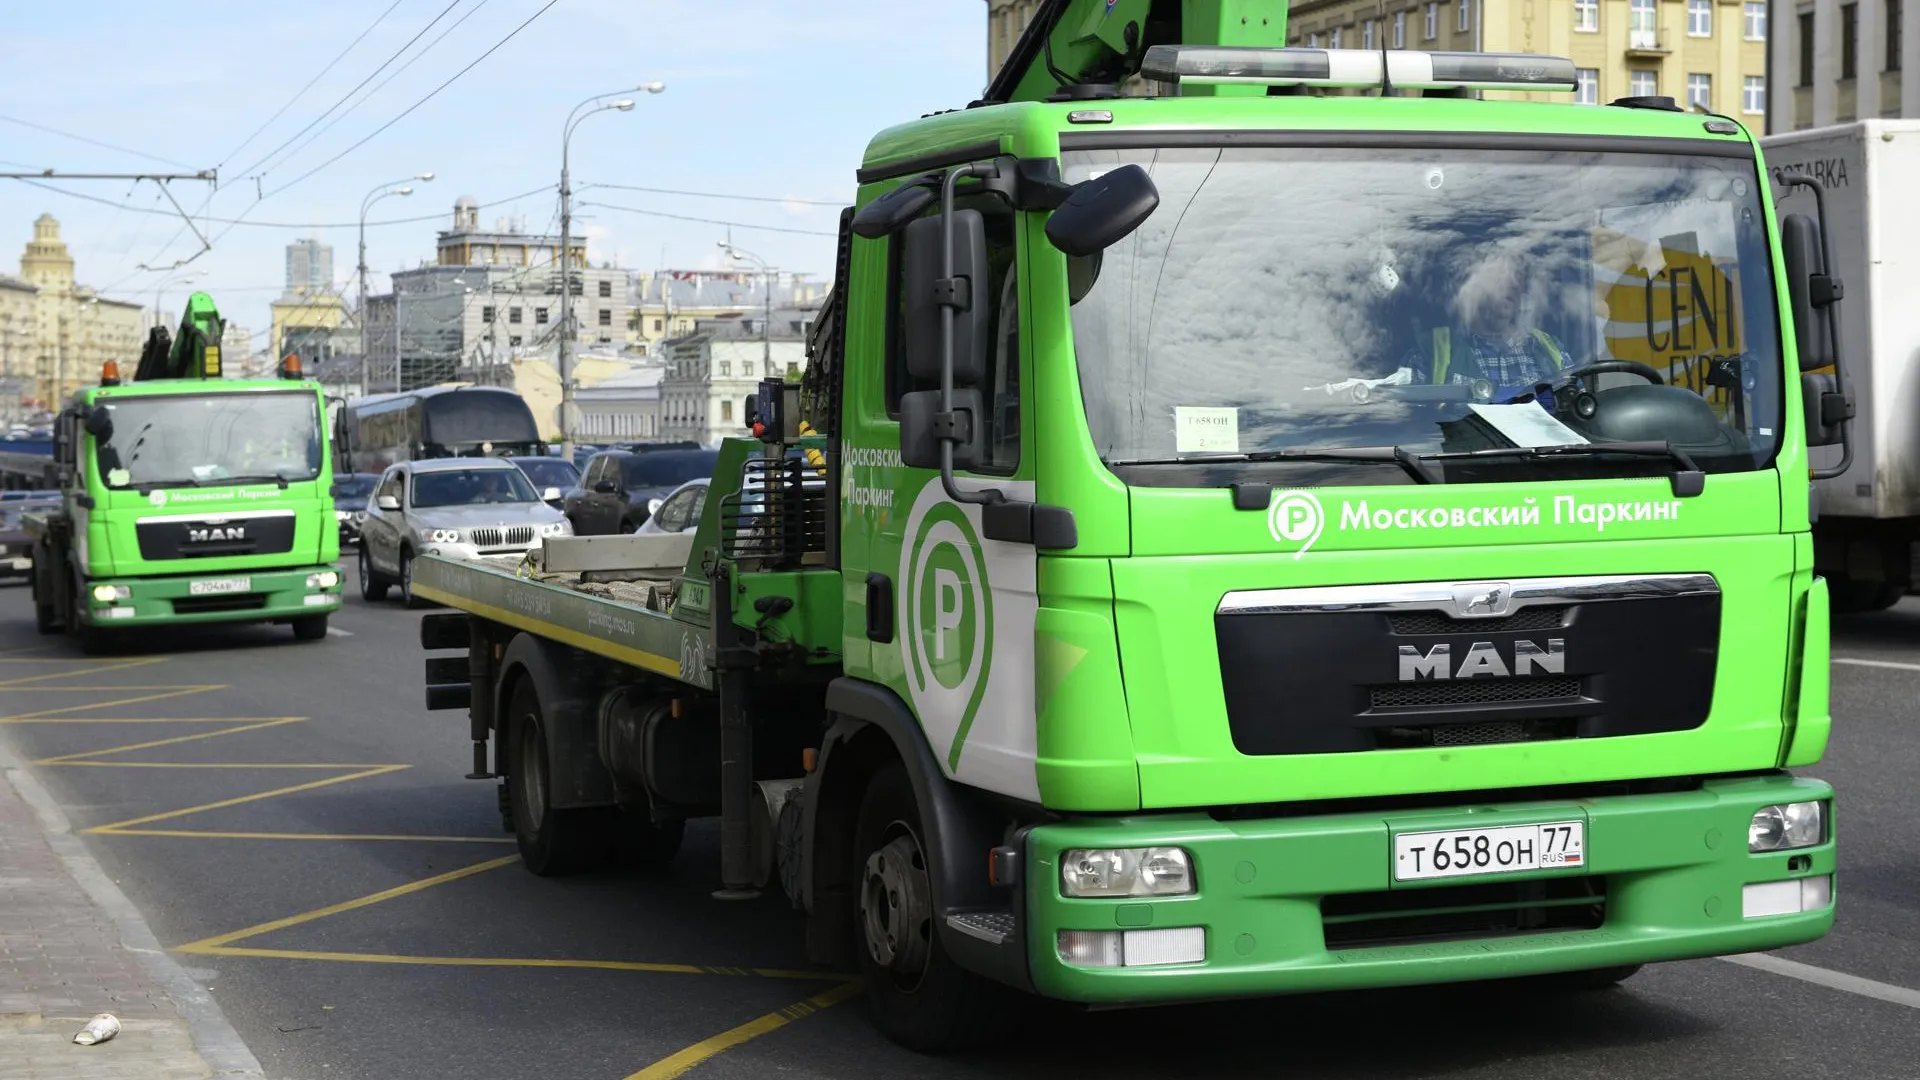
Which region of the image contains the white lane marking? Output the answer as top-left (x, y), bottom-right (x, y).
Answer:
top-left (1833, 657), bottom-right (1920, 672)
top-left (326, 627), bottom-right (354, 638)
top-left (1721, 953), bottom-right (1920, 1010)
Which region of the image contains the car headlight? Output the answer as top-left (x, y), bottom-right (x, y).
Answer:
top-left (539, 521), bottom-right (569, 537)
top-left (306, 571), bottom-right (339, 589)
top-left (1750, 801), bottom-right (1826, 852)
top-left (335, 510), bottom-right (348, 521)
top-left (1060, 847), bottom-right (1194, 898)
top-left (91, 584), bottom-right (131, 602)
top-left (417, 527), bottom-right (460, 544)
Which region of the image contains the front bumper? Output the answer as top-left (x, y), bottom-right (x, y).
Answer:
top-left (81, 564), bottom-right (343, 627)
top-left (1023, 774), bottom-right (1835, 1004)
top-left (419, 540), bottom-right (541, 562)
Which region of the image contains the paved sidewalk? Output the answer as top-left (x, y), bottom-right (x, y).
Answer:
top-left (0, 736), bottom-right (264, 1079)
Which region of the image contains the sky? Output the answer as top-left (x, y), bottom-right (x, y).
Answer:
top-left (0, 0), bottom-right (990, 353)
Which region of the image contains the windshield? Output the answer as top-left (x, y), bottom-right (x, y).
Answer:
top-left (94, 391), bottom-right (322, 488)
top-left (411, 468), bottom-right (541, 508)
top-left (331, 475), bottom-right (378, 499)
top-left (513, 457), bottom-right (579, 488)
top-left (622, 450), bottom-right (718, 490)
top-left (1062, 144), bottom-right (1782, 487)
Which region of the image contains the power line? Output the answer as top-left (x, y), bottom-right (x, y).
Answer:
top-left (0, 112), bottom-right (198, 170)
top-left (215, 0), bottom-right (411, 170)
top-left (9, 176), bottom-right (556, 230)
top-left (584, 182), bottom-right (846, 208)
top-left (268, 0), bottom-right (500, 178)
top-left (235, 0), bottom-right (466, 184)
top-left (263, 0), bottom-right (558, 199)
top-left (576, 200), bottom-right (838, 237)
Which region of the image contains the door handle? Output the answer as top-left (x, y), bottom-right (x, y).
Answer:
top-left (865, 573), bottom-right (894, 643)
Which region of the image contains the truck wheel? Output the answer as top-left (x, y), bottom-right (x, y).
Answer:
top-left (358, 546), bottom-right (388, 602)
top-left (34, 589), bottom-right (57, 635)
top-left (506, 680), bottom-right (612, 876)
top-left (68, 576), bottom-right (106, 655)
top-left (852, 760), bottom-right (1019, 1052)
top-left (292, 614), bottom-right (329, 641)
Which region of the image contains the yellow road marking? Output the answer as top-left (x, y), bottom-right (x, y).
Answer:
top-left (88, 764), bottom-right (410, 833)
top-left (624, 981), bottom-right (866, 1080)
top-left (4, 684), bottom-right (236, 692)
top-left (51, 761), bottom-right (399, 769)
top-left (102, 829), bottom-right (517, 844)
top-left (33, 718), bottom-right (304, 764)
top-left (176, 855), bottom-right (521, 952)
top-left (0, 656), bottom-right (166, 686)
top-left (0, 686), bottom-right (227, 721)
top-left (178, 945), bottom-right (838, 982)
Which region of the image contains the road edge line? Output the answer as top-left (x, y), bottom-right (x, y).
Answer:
top-left (1719, 952), bottom-right (1920, 1010)
top-left (0, 736), bottom-right (267, 1078)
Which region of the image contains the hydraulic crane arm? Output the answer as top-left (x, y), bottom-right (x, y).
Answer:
top-left (979, 0), bottom-right (1289, 105)
top-left (132, 291), bottom-right (225, 382)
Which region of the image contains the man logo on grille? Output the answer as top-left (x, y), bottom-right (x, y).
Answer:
top-left (898, 478), bottom-right (993, 770)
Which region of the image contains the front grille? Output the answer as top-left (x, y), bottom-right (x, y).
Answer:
top-left (172, 594), bottom-right (268, 615)
top-left (1322, 876), bottom-right (1608, 950)
top-left (468, 526), bottom-right (534, 548)
top-left (136, 514), bottom-right (295, 560)
top-left (1388, 606), bottom-right (1568, 635)
top-left (1371, 676), bottom-right (1583, 710)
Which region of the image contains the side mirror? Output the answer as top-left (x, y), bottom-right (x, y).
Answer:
top-left (542, 486), bottom-right (562, 502)
top-left (851, 178), bottom-right (936, 239)
top-left (1782, 213), bottom-right (1838, 372)
top-left (900, 389), bottom-right (985, 471)
top-left (1046, 164), bottom-right (1160, 257)
top-left (647, 497), bottom-right (664, 515)
top-left (594, 480), bottom-right (618, 494)
top-left (902, 209), bottom-right (990, 387)
top-left (84, 405), bottom-right (112, 440)
top-left (376, 494), bottom-right (400, 511)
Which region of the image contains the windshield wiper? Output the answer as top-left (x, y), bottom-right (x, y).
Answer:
top-left (1415, 440), bottom-right (1706, 497)
top-left (1108, 446), bottom-right (1435, 484)
top-left (200, 473), bottom-right (292, 490)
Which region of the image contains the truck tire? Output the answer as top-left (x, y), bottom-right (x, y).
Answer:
top-left (292, 614), bottom-right (329, 641)
top-left (358, 546), bottom-right (388, 602)
top-left (34, 590), bottom-right (57, 635)
top-left (852, 760), bottom-right (1020, 1052)
top-left (68, 575), bottom-right (106, 655)
top-left (506, 679), bottom-right (614, 876)
top-left (1829, 578), bottom-right (1903, 614)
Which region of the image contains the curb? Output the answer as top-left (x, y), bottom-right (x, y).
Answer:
top-left (0, 736), bottom-right (267, 1078)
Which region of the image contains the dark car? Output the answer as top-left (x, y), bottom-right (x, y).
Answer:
top-left (1, 494), bottom-right (59, 580)
top-left (563, 446), bottom-right (719, 535)
top-left (508, 455), bottom-right (580, 509)
top-left (329, 473), bottom-right (381, 545)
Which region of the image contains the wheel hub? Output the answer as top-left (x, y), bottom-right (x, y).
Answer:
top-left (860, 832), bottom-right (931, 980)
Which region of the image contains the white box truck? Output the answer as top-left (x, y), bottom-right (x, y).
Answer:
top-left (1763, 119), bottom-right (1920, 611)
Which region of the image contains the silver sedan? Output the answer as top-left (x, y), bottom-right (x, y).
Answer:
top-left (358, 459), bottom-right (571, 606)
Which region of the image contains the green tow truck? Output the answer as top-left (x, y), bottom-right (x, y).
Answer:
top-left (414, 0), bottom-right (1845, 1051)
top-left (27, 292), bottom-right (343, 650)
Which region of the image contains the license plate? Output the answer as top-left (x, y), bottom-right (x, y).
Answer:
top-left (189, 577), bottom-right (251, 596)
top-left (1393, 820), bottom-right (1585, 882)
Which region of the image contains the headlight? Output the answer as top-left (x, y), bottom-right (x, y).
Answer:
top-left (306, 571), bottom-right (339, 589)
top-left (420, 528), bottom-right (460, 544)
top-left (1060, 847), bottom-right (1194, 898)
top-left (91, 584), bottom-right (130, 602)
top-left (538, 521), bottom-right (569, 537)
top-left (1750, 801), bottom-right (1825, 852)
top-left (335, 510), bottom-right (348, 521)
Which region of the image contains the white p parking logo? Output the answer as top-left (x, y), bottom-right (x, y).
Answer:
top-left (1267, 490), bottom-right (1325, 559)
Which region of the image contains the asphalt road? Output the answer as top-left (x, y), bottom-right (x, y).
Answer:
top-left (1, 566), bottom-right (1917, 1080)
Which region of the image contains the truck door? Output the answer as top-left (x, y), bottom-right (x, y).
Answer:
top-left (839, 186), bottom-right (1041, 802)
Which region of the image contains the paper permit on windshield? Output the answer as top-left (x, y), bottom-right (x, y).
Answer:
top-left (1467, 403), bottom-right (1590, 448)
top-left (1174, 406), bottom-right (1240, 453)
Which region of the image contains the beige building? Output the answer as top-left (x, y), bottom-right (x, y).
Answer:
top-left (14, 214), bottom-right (144, 410)
top-left (1, 274), bottom-right (36, 418)
top-left (270, 293), bottom-right (351, 371)
top-left (1774, 0), bottom-right (1919, 130)
top-left (1287, 0), bottom-right (1768, 115)
top-left (628, 270), bottom-right (823, 356)
top-left (986, 0), bottom-right (1045, 77)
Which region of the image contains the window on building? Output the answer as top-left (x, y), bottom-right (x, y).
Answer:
top-left (1393, 11), bottom-right (1406, 46)
top-left (720, 361), bottom-right (730, 376)
top-left (1743, 75), bottom-right (1767, 113)
top-left (1687, 72), bottom-right (1712, 109)
top-left (1425, 2), bottom-right (1439, 38)
top-left (481, 305), bottom-right (495, 323)
top-left (1630, 0), bottom-right (1657, 45)
top-left (597, 309), bottom-right (612, 326)
top-left (1576, 67), bottom-right (1600, 104)
top-left (1459, 0), bottom-right (1471, 32)
top-left (1744, 1), bottom-right (1767, 39)
top-left (1800, 12), bottom-right (1816, 83)
top-left (1363, 18), bottom-right (1375, 48)
top-left (1576, 0), bottom-right (1598, 32)
top-left (885, 201), bottom-right (1021, 473)
top-left (535, 307), bottom-right (548, 324)
top-left (721, 399), bottom-right (733, 423)
top-left (598, 280), bottom-right (612, 298)
top-left (1889, 0), bottom-right (1903, 70)
top-left (1630, 69), bottom-right (1658, 97)
top-left (1842, 3), bottom-right (1858, 78)
top-left (1332, 25), bottom-right (1343, 47)
top-left (1687, 0), bottom-right (1712, 36)
top-left (509, 335), bottom-right (522, 346)
top-left (653, 318), bottom-right (663, 332)
top-left (1307, 31), bottom-right (1320, 46)
top-left (509, 307), bottom-right (522, 324)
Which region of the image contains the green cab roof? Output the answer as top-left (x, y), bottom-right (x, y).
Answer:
top-left (78, 378), bottom-right (323, 403)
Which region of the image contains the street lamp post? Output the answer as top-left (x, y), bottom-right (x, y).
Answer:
top-left (719, 241), bottom-right (775, 374)
top-left (559, 81), bottom-right (664, 460)
top-left (359, 174), bottom-right (432, 392)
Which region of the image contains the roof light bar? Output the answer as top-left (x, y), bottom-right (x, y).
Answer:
top-left (1140, 46), bottom-right (1578, 93)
